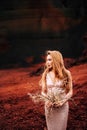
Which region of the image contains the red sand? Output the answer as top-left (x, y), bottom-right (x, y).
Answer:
top-left (0, 63), bottom-right (87, 130)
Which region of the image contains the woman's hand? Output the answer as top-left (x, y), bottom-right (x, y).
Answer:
top-left (46, 101), bottom-right (53, 108)
top-left (53, 100), bottom-right (65, 107)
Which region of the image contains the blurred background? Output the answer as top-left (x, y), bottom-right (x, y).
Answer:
top-left (0, 0), bottom-right (87, 68)
top-left (0, 1), bottom-right (87, 130)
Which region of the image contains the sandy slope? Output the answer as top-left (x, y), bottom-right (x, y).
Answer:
top-left (0, 63), bottom-right (87, 130)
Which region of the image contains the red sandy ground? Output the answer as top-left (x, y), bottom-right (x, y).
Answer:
top-left (0, 62), bottom-right (87, 130)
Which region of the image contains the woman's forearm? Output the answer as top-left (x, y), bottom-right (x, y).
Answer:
top-left (64, 91), bottom-right (73, 102)
top-left (61, 90), bottom-right (73, 105)
top-left (41, 91), bottom-right (48, 98)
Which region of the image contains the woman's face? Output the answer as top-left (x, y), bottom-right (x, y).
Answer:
top-left (46, 54), bottom-right (53, 70)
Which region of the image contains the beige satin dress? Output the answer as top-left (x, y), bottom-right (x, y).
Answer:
top-left (45, 74), bottom-right (69, 130)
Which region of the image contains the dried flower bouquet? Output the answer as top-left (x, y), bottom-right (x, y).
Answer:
top-left (28, 90), bottom-right (64, 106)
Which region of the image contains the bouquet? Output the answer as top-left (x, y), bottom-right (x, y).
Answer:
top-left (28, 77), bottom-right (70, 106)
top-left (28, 88), bottom-right (65, 106)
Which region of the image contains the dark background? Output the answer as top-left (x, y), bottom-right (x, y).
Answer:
top-left (0, 0), bottom-right (87, 68)
top-left (0, 1), bottom-right (87, 130)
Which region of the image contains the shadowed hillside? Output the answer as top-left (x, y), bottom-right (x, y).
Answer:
top-left (0, 0), bottom-right (87, 68)
top-left (0, 60), bottom-right (87, 130)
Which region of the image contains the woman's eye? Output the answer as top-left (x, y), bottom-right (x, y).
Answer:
top-left (48, 58), bottom-right (52, 61)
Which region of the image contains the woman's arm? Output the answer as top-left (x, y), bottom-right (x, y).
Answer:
top-left (55, 71), bottom-right (73, 107)
top-left (65, 71), bottom-right (73, 99)
top-left (41, 82), bottom-right (54, 108)
top-left (41, 80), bottom-right (48, 97)
top-left (61, 71), bottom-right (73, 105)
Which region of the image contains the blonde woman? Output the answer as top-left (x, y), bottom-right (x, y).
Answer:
top-left (40, 50), bottom-right (73, 130)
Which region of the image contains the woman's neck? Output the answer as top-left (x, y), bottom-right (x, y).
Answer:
top-left (48, 71), bottom-right (56, 83)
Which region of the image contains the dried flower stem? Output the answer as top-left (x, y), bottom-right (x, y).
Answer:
top-left (28, 91), bottom-right (63, 105)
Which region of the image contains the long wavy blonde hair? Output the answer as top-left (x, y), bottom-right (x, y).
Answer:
top-left (40, 50), bottom-right (70, 93)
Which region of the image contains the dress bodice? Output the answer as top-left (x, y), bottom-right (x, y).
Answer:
top-left (46, 74), bottom-right (65, 95)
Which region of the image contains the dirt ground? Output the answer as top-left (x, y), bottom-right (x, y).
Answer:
top-left (0, 62), bottom-right (87, 130)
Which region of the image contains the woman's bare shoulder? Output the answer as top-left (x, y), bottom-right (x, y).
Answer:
top-left (66, 70), bottom-right (72, 82)
top-left (67, 70), bottom-right (71, 74)
top-left (66, 70), bottom-right (72, 77)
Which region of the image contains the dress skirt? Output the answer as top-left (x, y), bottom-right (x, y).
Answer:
top-left (45, 102), bottom-right (69, 130)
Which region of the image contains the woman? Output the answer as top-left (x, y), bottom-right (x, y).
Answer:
top-left (40, 50), bottom-right (73, 130)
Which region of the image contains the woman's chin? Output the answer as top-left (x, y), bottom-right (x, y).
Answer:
top-left (48, 67), bottom-right (53, 71)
